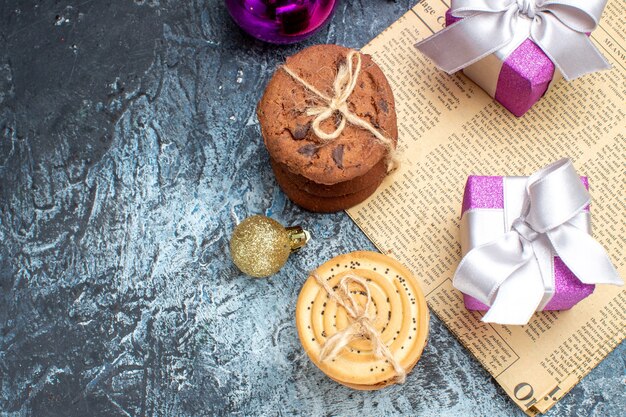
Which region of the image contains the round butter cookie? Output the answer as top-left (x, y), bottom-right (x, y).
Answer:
top-left (296, 251), bottom-right (429, 389)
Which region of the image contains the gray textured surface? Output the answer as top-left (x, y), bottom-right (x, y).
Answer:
top-left (0, 1), bottom-right (623, 416)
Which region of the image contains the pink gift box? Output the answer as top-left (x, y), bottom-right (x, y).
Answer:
top-left (461, 175), bottom-right (595, 311)
top-left (446, 10), bottom-right (555, 117)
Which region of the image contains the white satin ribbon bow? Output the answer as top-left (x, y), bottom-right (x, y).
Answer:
top-left (415, 0), bottom-right (611, 81)
top-left (453, 159), bottom-right (622, 325)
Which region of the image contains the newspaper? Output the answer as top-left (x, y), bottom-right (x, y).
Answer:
top-left (348, 0), bottom-right (626, 414)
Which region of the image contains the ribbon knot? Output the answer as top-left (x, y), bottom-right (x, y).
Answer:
top-left (281, 51), bottom-right (398, 171)
top-left (313, 273), bottom-right (406, 383)
top-left (415, 0), bottom-right (611, 81)
top-left (453, 159), bottom-right (622, 325)
top-left (517, 0), bottom-right (536, 18)
top-left (511, 218), bottom-right (539, 242)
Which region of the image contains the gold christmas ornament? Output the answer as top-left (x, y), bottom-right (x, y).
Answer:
top-left (229, 215), bottom-right (310, 278)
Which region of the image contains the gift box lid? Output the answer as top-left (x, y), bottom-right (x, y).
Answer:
top-left (461, 175), bottom-right (589, 215)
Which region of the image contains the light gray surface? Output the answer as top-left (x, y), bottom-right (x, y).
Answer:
top-left (0, 1), bottom-right (623, 416)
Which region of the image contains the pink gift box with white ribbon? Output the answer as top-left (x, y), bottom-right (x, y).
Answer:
top-left (453, 159), bottom-right (622, 325)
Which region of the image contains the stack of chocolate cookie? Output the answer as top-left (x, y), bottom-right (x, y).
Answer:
top-left (257, 44), bottom-right (398, 212)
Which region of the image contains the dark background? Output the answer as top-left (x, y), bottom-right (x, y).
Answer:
top-left (0, 1), bottom-right (623, 416)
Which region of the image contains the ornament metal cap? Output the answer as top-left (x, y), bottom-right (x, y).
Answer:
top-left (230, 215), bottom-right (311, 278)
top-left (286, 226), bottom-right (310, 252)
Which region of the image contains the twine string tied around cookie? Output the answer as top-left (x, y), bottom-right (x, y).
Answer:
top-left (313, 273), bottom-right (407, 384)
top-left (282, 51), bottom-right (398, 172)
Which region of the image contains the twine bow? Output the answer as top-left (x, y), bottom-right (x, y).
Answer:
top-left (313, 273), bottom-right (406, 383)
top-left (415, 0), bottom-right (611, 81)
top-left (282, 51), bottom-right (397, 169)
